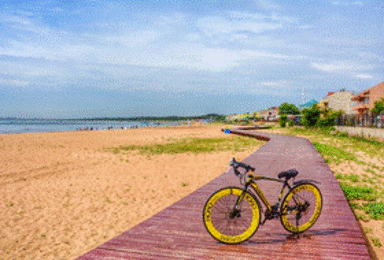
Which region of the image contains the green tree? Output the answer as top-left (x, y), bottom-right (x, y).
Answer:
top-left (371, 98), bottom-right (384, 116)
top-left (301, 104), bottom-right (321, 127)
top-left (278, 103), bottom-right (300, 115)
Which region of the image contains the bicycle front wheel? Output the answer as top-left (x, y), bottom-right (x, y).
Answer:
top-left (280, 183), bottom-right (322, 234)
top-left (203, 187), bottom-right (260, 244)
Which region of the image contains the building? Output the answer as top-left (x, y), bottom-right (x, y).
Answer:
top-left (259, 107), bottom-right (278, 120)
top-left (299, 100), bottom-right (318, 110)
top-left (351, 81), bottom-right (384, 115)
top-left (318, 89), bottom-right (356, 114)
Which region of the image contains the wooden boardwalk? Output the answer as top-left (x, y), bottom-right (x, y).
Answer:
top-left (76, 127), bottom-right (373, 259)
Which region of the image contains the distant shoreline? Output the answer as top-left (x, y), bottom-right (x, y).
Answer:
top-left (0, 113), bottom-right (226, 122)
top-left (0, 118), bottom-right (186, 135)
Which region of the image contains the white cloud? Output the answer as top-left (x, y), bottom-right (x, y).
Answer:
top-left (199, 48), bottom-right (241, 71)
top-left (355, 74), bottom-right (373, 79)
top-left (262, 80), bottom-right (288, 87)
top-left (311, 61), bottom-right (373, 73)
top-left (100, 30), bottom-right (162, 47)
top-left (332, 1), bottom-right (364, 6)
top-left (311, 61), bottom-right (377, 81)
top-left (0, 78), bottom-right (30, 87)
top-left (196, 12), bottom-right (289, 37)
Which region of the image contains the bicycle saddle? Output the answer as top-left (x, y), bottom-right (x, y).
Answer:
top-left (278, 169), bottom-right (298, 180)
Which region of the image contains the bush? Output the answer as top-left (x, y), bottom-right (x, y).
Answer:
top-left (316, 109), bottom-right (343, 128)
top-left (371, 98), bottom-right (384, 116)
top-left (279, 115), bottom-right (288, 128)
top-left (288, 120), bottom-right (295, 127)
top-left (301, 104), bottom-right (321, 127)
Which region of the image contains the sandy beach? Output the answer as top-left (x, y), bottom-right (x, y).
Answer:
top-left (0, 124), bottom-right (265, 259)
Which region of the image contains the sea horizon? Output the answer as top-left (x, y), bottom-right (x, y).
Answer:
top-left (0, 118), bottom-right (181, 134)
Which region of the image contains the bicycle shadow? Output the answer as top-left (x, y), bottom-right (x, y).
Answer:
top-left (245, 228), bottom-right (347, 245)
top-left (213, 229), bottom-right (349, 258)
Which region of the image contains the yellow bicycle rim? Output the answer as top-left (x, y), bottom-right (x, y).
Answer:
top-left (203, 187), bottom-right (260, 244)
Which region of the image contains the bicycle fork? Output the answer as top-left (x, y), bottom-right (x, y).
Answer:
top-left (229, 189), bottom-right (247, 219)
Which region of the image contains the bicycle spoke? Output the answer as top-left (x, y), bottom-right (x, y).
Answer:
top-left (280, 184), bottom-right (322, 234)
top-left (203, 187), bottom-right (260, 243)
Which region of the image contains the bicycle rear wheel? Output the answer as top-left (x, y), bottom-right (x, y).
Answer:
top-left (280, 183), bottom-right (322, 233)
top-left (203, 187), bottom-right (260, 244)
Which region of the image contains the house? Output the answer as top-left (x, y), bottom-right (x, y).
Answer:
top-left (318, 89), bottom-right (356, 114)
top-left (351, 81), bottom-right (384, 115)
top-left (259, 107), bottom-right (278, 120)
top-left (226, 113), bottom-right (251, 121)
top-left (299, 100), bottom-right (318, 110)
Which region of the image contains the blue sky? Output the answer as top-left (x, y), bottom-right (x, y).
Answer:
top-left (1, 0), bottom-right (383, 118)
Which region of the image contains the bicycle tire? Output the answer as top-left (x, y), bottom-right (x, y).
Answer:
top-left (203, 186), bottom-right (260, 244)
top-left (280, 183), bottom-right (322, 234)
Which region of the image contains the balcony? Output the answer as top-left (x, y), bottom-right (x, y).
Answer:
top-left (353, 103), bottom-right (369, 114)
top-left (351, 90), bottom-right (370, 101)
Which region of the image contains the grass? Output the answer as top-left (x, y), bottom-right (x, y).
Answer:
top-left (312, 142), bottom-right (357, 165)
top-left (335, 173), bottom-right (360, 182)
top-left (339, 182), bottom-right (378, 201)
top-left (370, 237), bottom-right (382, 248)
top-left (110, 136), bottom-right (264, 155)
top-left (288, 127), bottom-right (383, 158)
top-left (362, 202), bottom-right (384, 220)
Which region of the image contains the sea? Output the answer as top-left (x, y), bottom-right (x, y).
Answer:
top-left (0, 118), bottom-right (178, 134)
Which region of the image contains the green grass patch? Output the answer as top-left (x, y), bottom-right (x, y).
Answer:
top-left (339, 182), bottom-right (378, 201)
top-left (111, 136), bottom-right (264, 155)
top-left (349, 201), bottom-right (363, 210)
top-left (335, 173), bottom-right (360, 182)
top-left (313, 142), bottom-right (357, 165)
top-left (287, 127), bottom-right (384, 158)
top-left (370, 237), bottom-right (382, 247)
top-left (362, 202), bottom-right (384, 220)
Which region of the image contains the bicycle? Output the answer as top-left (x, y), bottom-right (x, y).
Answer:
top-left (203, 158), bottom-right (323, 244)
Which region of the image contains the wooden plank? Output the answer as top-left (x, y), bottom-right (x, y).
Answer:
top-left (76, 127), bottom-right (373, 260)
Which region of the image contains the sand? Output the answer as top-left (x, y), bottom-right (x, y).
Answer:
top-left (0, 124), bottom-right (264, 259)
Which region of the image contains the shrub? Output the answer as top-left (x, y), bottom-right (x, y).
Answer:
top-left (301, 104), bottom-right (321, 127)
top-left (316, 109), bottom-right (343, 128)
top-left (371, 98), bottom-right (384, 116)
top-left (279, 115), bottom-right (288, 128)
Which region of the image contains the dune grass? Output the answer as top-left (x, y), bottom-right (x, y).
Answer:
top-left (110, 136), bottom-right (265, 155)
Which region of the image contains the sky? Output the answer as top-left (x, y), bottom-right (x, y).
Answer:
top-left (0, 0), bottom-right (383, 119)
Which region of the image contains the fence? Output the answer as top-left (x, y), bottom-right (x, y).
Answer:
top-left (337, 114), bottom-right (384, 128)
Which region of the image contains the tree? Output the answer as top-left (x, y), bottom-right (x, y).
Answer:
top-left (301, 104), bottom-right (321, 127)
top-left (278, 103), bottom-right (300, 115)
top-left (371, 98), bottom-right (384, 116)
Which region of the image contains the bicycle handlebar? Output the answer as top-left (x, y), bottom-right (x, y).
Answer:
top-left (228, 158), bottom-right (255, 177)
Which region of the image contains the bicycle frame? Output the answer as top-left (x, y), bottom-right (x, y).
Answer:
top-left (235, 171), bottom-right (293, 222)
